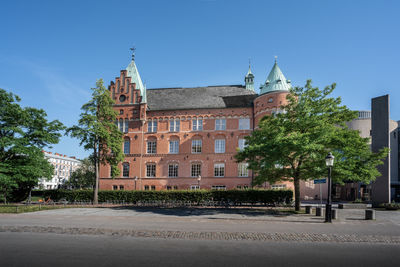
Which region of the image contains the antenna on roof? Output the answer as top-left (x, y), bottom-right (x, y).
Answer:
top-left (130, 46), bottom-right (136, 61)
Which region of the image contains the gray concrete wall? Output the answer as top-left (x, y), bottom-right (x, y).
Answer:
top-left (346, 118), bottom-right (371, 139)
top-left (390, 120), bottom-right (399, 184)
top-left (371, 95), bottom-right (391, 205)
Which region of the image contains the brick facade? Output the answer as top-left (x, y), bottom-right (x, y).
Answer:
top-left (99, 59), bottom-right (294, 191)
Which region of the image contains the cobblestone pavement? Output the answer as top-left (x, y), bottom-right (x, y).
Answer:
top-left (0, 225), bottom-right (399, 244)
top-left (1, 207), bottom-right (399, 244)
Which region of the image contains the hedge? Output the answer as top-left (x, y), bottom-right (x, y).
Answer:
top-left (33, 189), bottom-right (293, 206)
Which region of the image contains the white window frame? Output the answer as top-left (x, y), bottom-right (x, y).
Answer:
top-left (214, 163), bottom-right (225, 177)
top-left (191, 139), bottom-right (202, 153)
top-left (215, 119), bottom-right (226, 130)
top-left (191, 163), bottom-right (201, 177)
top-left (211, 185), bottom-right (226, 190)
top-left (238, 138), bottom-right (247, 151)
top-left (122, 163), bottom-right (129, 177)
top-left (239, 118), bottom-right (250, 130)
top-left (147, 140), bottom-right (157, 154)
top-left (192, 118), bottom-right (203, 131)
top-left (190, 185), bottom-right (200, 190)
top-left (148, 120), bottom-right (157, 133)
top-left (168, 164), bottom-right (179, 178)
top-left (169, 140), bottom-right (179, 154)
top-left (271, 184), bottom-right (287, 190)
top-left (214, 139), bottom-right (225, 153)
top-left (238, 163), bottom-right (249, 177)
top-left (170, 119), bottom-right (180, 132)
top-left (146, 164), bottom-right (156, 177)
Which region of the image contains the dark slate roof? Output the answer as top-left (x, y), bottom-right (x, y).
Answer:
top-left (146, 85), bottom-right (258, 111)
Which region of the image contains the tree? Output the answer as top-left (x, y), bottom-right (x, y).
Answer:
top-left (0, 88), bottom-right (64, 203)
top-left (67, 79), bottom-right (124, 204)
top-left (236, 80), bottom-right (388, 211)
top-left (64, 157), bottom-right (95, 189)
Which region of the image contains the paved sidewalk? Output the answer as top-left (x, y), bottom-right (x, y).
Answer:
top-left (1, 207), bottom-right (399, 244)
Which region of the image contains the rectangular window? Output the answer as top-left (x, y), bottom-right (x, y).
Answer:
top-left (191, 140), bottom-right (202, 153)
top-left (238, 138), bottom-right (246, 151)
top-left (169, 140), bottom-right (179, 154)
top-left (119, 119), bottom-right (123, 132)
top-left (215, 139), bottom-right (225, 153)
top-left (166, 186), bottom-right (172, 190)
top-left (123, 139), bottom-right (130, 154)
top-left (122, 163), bottom-right (129, 177)
top-left (151, 185), bottom-right (156, 190)
top-left (191, 164), bottom-right (201, 177)
top-left (113, 185), bottom-right (118, 190)
top-left (214, 163), bottom-right (225, 177)
top-left (211, 185), bottom-right (226, 190)
top-left (190, 185), bottom-right (200, 190)
top-left (144, 185), bottom-right (149, 190)
top-left (239, 118), bottom-right (250, 130)
top-left (148, 120), bottom-right (157, 133)
top-left (146, 164), bottom-right (156, 177)
top-left (238, 163), bottom-right (249, 177)
top-left (168, 164), bottom-right (178, 177)
top-left (271, 184), bottom-right (287, 190)
top-left (124, 119), bottom-right (129, 133)
top-left (170, 119), bottom-right (180, 132)
top-left (119, 185), bottom-right (124, 190)
top-left (215, 119), bottom-right (226, 130)
top-left (147, 141), bottom-right (157, 154)
top-left (192, 118), bottom-right (203, 131)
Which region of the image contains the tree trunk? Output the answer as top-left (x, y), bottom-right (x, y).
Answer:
top-left (294, 177), bottom-right (301, 211)
top-left (93, 145), bottom-right (99, 205)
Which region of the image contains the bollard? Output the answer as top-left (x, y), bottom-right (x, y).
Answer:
top-left (365, 209), bottom-right (375, 220)
top-left (305, 206), bottom-right (313, 214)
top-left (316, 207), bottom-right (324, 217)
top-left (332, 209), bottom-right (338, 220)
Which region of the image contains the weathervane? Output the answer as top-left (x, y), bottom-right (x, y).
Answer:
top-left (130, 46), bottom-right (136, 60)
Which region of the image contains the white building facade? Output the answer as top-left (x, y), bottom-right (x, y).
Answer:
top-left (38, 151), bottom-right (81, 189)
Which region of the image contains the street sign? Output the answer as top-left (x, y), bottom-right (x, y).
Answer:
top-left (314, 178), bottom-right (327, 184)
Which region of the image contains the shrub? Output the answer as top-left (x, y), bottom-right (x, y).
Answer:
top-left (39, 189), bottom-right (293, 206)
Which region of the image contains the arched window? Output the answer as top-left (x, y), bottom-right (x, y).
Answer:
top-left (215, 136), bottom-right (226, 153)
top-left (169, 136), bottom-right (179, 154)
top-left (147, 137), bottom-right (157, 154)
top-left (122, 162), bottom-right (129, 177)
top-left (123, 138), bottom-right (130, 154)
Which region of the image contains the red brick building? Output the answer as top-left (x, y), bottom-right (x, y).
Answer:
top-left (99, 55), bottom-right (293, 191)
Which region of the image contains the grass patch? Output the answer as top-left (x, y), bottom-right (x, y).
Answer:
top-left (0, 204), bottom-right (69, 214)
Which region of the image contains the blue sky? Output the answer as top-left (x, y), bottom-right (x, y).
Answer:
top-left (1, 0), bottom-right (399, 159)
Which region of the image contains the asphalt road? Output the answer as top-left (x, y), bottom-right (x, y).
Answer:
top-left (1, 232), bottom-right (399, 267)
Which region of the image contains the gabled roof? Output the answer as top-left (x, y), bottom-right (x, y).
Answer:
top-left (126, 59), bottom-right (147, 103)
top-left (259, 61), bottom-right (291, 95)
top-left (146, 85), bottom-right (257, 111)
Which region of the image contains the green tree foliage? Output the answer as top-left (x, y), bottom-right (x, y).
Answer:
top-left (67, 79), bottom-right (124, 204)
top-left (0, 89), bottom-right (64, 203)
top-left (64, 157), bottom-right (95, 189)
top-left (236, 80), bottom-right (388, 211)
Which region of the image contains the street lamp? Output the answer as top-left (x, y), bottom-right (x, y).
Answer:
top-left (134, 176), bottom-right (138, 191)
top-left (325, 152), bottom-right (335, 223)
top-left (197, 175), bottom-right (201, 190)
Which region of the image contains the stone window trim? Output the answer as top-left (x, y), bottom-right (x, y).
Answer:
top-left (192, 118), bottom-right (203, 131)
top-left (147, 120), bottom-right (158, 133)
top-left (146, 139), bottom-right (157, 154)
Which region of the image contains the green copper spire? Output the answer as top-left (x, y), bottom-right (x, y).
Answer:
top-left (126, 48), bottom-right (146, 103)
top-left (245, 60), bottom-right (255, 91)
top-left (259, 57), bottom-right (291, 95)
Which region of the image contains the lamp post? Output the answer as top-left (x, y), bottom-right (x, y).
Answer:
top-left (325, 152), bottom-right (335, 223)
top-left (134, 176), bottom-right (138, 191)
top-left (197, 175), bottom-right (201, 190)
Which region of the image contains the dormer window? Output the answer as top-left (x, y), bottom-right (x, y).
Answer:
top-left (265, 80), bottom-right (270, 85)
top-left (277, 79), bottom-right (281, 83)
top-left (287, 80), bottom-right (291, 84)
